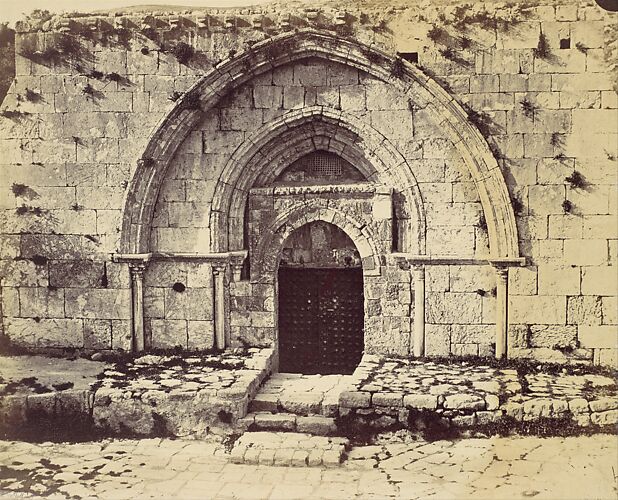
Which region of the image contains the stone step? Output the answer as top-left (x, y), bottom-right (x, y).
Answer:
top-left (229, 431), bottom-right (349, 467)
top-left (240, 411), bottom-right (339, 436)
top-left (248, 373), bottom-right (348, 417)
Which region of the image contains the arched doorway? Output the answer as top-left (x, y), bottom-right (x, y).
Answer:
top-left (277, 221), bottom-right (364, 375)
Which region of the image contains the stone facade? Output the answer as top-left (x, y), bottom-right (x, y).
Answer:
top-left (0, 1), bottom-right (616, 366)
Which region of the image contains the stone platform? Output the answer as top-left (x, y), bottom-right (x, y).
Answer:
top-left (0, 348), bottom-right (275, 439)
top-left (338, 355), bottom-right (618, 432)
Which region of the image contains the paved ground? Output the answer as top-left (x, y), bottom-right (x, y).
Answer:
top-left (0, 434), bottom-right (616, 499)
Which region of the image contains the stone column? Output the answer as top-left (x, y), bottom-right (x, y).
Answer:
top-left (494, 266), bottom-right (509, 359)
top-left (129, 263), bottom-right (147, 352)
top-left (413, 265), bottom-right (425, 357)
top-left (213, 263), bottom-right (227, 350)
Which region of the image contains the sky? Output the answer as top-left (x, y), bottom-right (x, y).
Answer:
top-left (0, 0), bottom-right (274, 25)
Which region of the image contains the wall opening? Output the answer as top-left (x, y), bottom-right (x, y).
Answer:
top-left (277, 221), bottom-right (364, 374)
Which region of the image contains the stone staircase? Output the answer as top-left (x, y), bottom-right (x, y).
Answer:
top-left (229, 373), bottom-right (352, 466)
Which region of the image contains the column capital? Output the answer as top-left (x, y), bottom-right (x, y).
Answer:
top-left (129, 262), bottom-right (148, 278)
top-left (212, 261), bottom-right (228, 274)
top-left (493, 265), bottom-right (509, 281)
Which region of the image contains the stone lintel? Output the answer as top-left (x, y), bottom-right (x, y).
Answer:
top-left (390, 253), bottom-right (526, 267)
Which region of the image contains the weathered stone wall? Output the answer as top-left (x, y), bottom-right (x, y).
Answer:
top-left (0, 0), bottom-right (616, 365)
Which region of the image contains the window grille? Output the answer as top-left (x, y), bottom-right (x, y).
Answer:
top-left (305, 153), bottom-right (343, 177)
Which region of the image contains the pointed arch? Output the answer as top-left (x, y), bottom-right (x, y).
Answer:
top-left (120, 29), bottom-right (519, 258)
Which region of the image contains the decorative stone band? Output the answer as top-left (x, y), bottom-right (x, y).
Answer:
top-left (390, 253), bottom-right (526, 360)
top-left (249, 184), bottom-right (392, 196)
top-left (112, 251), bottom-right (247, 352)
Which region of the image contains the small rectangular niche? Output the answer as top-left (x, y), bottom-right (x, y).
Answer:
top-left (559, 38), bottom-right (571, 49)
top-left (397, 52), bottom-right (418, 64)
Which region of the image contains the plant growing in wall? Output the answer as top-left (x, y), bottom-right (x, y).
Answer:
top-left (575, 42), bottom-right (588, 53)
top-left (171, 42), bottom-right (194, 65)
top-left (562, 200), bottom-right (573, 214)
top-left (390, 57), bottom-right (405, 79)
top-left (550, 132), bottom-right (564, 148)
top-left (554, 152), bottom-right (568, 162)
top-left (565, 171), bottom-right (587, 189)
top-left (477, 213), bottom-right (488, 231)
top-left (24, 88), bottom-right (42, 102)
top-left (168, 91), bottom-right (182, 102)
top-left (427, 26), bottom-right (448, 44)
top-left (519, 98), bottom-right (537, 119)
top-left (532, 32), bottom-right (551, 60)
top-left (511, 196), bottom-right (524, 216)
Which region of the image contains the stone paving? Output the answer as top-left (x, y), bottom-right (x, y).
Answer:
top-left (340, 355), bottom-right (618, 431)
top-left (0, 434), bottom-right (616, 499)
top-left (0, 349), bottom-right (275, 439)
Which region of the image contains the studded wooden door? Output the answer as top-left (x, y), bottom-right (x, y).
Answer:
top-left (278, 267), bottom-right (364, 374)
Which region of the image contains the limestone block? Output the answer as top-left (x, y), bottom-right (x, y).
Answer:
top-left (1, 286), bottom-right (19, 317)
top-left (339, 391), bottom-right (371, 408)
top-left (427, 227), bottom-right (475, 256)
top-left (523, 134), bottom-right (554, 158)
top-left (372, 392), bottom-right (404, 407)
top-left (601, 297), bottom-right (617, 325)
top-left (19, 287), bottom-right (65, 318)
top-left (535, 51), bottom-right (586, 74)
top-left (339, 85), bottom-right (366, 111)
top-left (424, 324), bottom-right (451, 356)
top-left (84, 319), bottom-right (112, 349)
top-left (164, 288), bottom-right (214, 321)
top-left (537, 263), bottom-right (580, 295)
top-left (548, 214), bottom-right (582, 239)
top-left (468, 93), bottom-right (514, 112)
top-left (444, 394), bottom-right (485, 411)
top-left (589, 397), bottom-right (617, 413)
top-left (598, 348), bottom-right (618, 368)
top-left (49, 261), bottom-right (105, 288)
top-left (292, 62), bottom-right (327, 86)
top-left (583, 216), bottom-right (618, 240)
top-left (559, 91), bottom-right (601, 109)
top-left (65, 289), bottom-right (131, 320)
top-left (448, 265), bottom-right (494, 293)
top-left (601, 91), bottom-right (617, 109)
top-left (63, 113), bottom-right (127, 139)
top-left (315, 86), bottom-right (339, 108)
top-left (282, 86), bottom-right (304, 109)
top-left (220, 108), bottom-right (262, 132)
top-left (590, 410), bottom-right (618, 426)
top-left (508, 295), bottom-right (566, 325)
top-left (452, 343), bottom-right (478, 356)
top-left (5, 317), bottom-right (83, 348)
top-left (552, 73), bottom-right (614, 92)
top-left (365, 82), bottom-right (406, 111)
top-left (508, 267), bottom-right (537, 296)
top-left (567, 186), bottom-right (610, 216)
top-left (403, 394), bottom-right (437, 410)
top-left (426, 292), bottom-right (482, 324)
top-left (425, 203), bottom-right (480, 228)
top-left (581, 267), bottom-right (617, 295)
top-left (452, 182), bottom-right (480, 203)
top-left (567, 296), bottom-right (602, 326)
top-left (252, 85), bottom-right (282, 109)
top-left (528, 325), bottom-right (578, 349)
top-left (111, 320), bottom-right (131, 351)
top-left (475, 50), bottom-right (520, 75)
top-left (451, 324), bottom-right (494, 345)
top-left (578, 325), bottom-right (617, 349)
top-left (425, 266), bottom-right (449, 292)
top-left (149, 319), bottom-right (187, 349)
top-left (186, 320), bottom-right (214, 350)
top-left (127, 51), bottom-right (158, 74)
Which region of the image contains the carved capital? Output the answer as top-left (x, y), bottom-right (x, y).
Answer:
top-left (129, 262), bottom-right (147, 280)
top-left (493, 266), bottom-right (509, 283)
